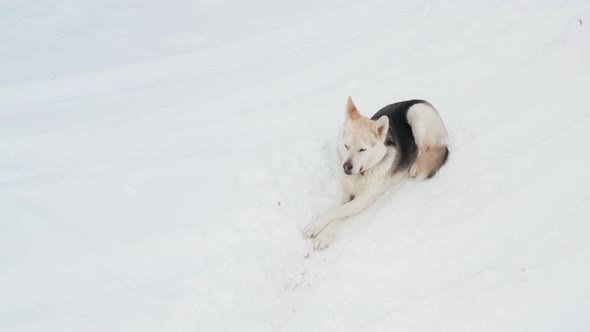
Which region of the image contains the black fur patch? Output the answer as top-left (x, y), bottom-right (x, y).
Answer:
top-left (371, 100), bottom-right (426, 172)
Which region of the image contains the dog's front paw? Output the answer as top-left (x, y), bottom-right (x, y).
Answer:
top-left (314, 228), bottom-right (336, 250)
top-left (303, 220), bottom-right (327, 238)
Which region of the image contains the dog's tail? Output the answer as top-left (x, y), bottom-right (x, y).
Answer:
top-left (407, 102), bottom-right (449, 180)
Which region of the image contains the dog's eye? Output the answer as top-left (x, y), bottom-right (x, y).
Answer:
top-left (344, 144), bottom-right (349, 150)
top-left (359, 148), bottom-right (366, 152)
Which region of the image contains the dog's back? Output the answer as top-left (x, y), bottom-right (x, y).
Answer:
top-left (371, 100), bottom-right (449, 179)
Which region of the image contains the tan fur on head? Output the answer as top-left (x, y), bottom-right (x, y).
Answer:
top-left (340, 97), bottom-right (390, 176)
top-left (345, 98), bottom-right (388, 142)
top-left (372, 115), bottom-right (389, 140)
top-left (346, 96), bottom-right (362, 120)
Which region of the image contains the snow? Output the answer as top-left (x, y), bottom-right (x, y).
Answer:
top-left (1, 0), bottom-right (590, 331)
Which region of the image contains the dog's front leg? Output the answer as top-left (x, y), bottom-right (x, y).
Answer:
top-left (303, 189), bottom-right (379, 238)
top-left (339, 191), bottom-right (354, 204)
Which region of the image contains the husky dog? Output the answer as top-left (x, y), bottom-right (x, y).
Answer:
top-left (304, 97), bottom-right (449, 249)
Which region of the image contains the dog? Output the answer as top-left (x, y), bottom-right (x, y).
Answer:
top-left (303, 97), bottom-right (449, 249)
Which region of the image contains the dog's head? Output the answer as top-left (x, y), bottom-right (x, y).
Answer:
top-left (338, 97), bottom-right (389, 175)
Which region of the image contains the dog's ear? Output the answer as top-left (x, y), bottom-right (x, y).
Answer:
top-left (346, 96), bottom-right (361, 120)
top-left (373, 115), bottom-right (389, 140)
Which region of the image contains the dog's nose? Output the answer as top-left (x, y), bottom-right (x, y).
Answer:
top-left (343, 162), bottom-right (353, 173)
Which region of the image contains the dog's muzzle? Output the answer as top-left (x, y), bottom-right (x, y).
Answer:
top-left (343, 161), bottom-right (353, 175)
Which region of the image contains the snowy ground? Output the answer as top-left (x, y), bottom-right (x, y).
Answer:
top-left (2, 0), bottom-right (590, 331)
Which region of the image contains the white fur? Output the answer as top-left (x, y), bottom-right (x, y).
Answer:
top-left (407, 103), bottom-right (448, 178)
top-left (303, 145), bottom-right (403, 245)
top-left (406, 103), bottom-right (448, 149)
top-left (337, 122), bottom-right (388, 175)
